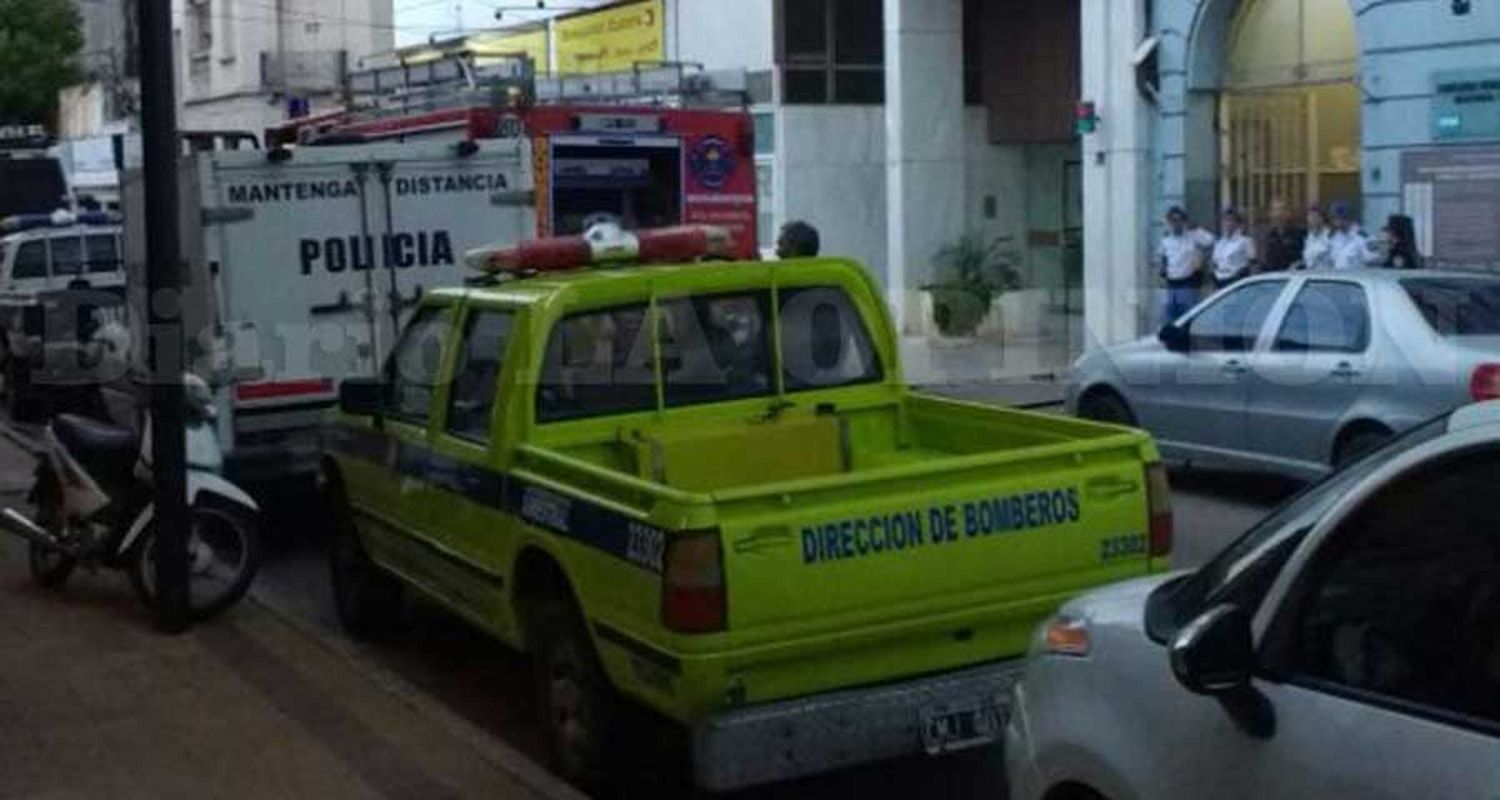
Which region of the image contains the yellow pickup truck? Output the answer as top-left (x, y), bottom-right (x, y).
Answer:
top-left (321, 246), bottom-right (1170, 791)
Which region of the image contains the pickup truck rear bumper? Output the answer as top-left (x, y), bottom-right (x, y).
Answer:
top-left (692, 658), bottom-right (1025, 792)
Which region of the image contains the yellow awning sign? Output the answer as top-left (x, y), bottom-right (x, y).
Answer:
top-left (554, 0), bottom-right (664, 75)
top-left (470, 28), bottom-right (550, 73)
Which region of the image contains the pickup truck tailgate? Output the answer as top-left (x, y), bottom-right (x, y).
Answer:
top-left (709, 433), bottom-right (1155, 694)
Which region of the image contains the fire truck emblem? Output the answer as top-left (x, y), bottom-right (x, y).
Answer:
top-left (689, 135), bottom-right (736, 190)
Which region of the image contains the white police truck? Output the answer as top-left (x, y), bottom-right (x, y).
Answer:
top-left (0, 210), bottom-right (126, 418)
top-left (122, 139), bottom-right (532, 485)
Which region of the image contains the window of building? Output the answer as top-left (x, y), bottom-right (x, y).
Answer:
top-left (963, 0), bottom-right (983, 105)
top-left (187, 0), bottom-right (213, 55)
top-left (777, 0), bottom-right (884, 105)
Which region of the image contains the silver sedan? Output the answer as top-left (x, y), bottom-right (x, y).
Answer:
top-left (1067, 269), bottom-right (1500, 479)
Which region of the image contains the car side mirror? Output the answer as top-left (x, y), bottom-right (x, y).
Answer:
top-left (1170, 603), bottom-right (1254, 696)
top-left (1158, 323), bottom-right (1190, 353)
top-left (339, 377), bottom-right (384, 417)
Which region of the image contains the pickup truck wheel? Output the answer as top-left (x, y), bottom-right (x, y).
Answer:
top-left (531, 593), bottom-right (614, 790)
top-left (328, 510), bottom-right (404, 640)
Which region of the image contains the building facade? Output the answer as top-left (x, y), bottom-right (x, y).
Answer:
top-left (1083, 0), bottom-right (1500, 346)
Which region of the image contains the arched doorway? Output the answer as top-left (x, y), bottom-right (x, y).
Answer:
top-left (1217, 0), bottom-right (1361, 229)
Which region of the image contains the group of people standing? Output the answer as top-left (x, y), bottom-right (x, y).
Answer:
top-left (1158, 199), bottom-right (1421, 322)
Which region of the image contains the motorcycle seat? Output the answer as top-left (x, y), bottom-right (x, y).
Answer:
top-left (52, 414), bottom-right (138, 468)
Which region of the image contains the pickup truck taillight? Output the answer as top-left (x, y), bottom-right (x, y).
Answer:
top-left (1145, 462), bottom-right (1174, 560)
top-left (662, 530), bottom-right (726, 633)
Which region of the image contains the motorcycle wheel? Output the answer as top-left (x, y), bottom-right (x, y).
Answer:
top-left (28, 470), bottom-right (75, 589)
top-left (129, 501), bottom-right (261, 622)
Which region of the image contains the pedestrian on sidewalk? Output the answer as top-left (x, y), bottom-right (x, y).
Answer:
top-left (1259, 197), bottom-right (1305, 272)
top-left (1302, 204), bottom-right (1336, 270)
top-left (1211, 208), bottom-right (1256, 290)
top-left (1378, 214), bottom-right (1422, 269)
top-left (1158, 206), bottom-right (1213, 324)
top-left (1329, 201), bottom-right (1374, 270)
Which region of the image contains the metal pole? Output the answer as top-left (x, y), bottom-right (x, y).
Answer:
top-left (138, 0), bottom-right (191, 633)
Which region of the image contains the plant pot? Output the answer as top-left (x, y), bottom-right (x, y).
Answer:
top-left (925, 286), bottom-right (990, 338)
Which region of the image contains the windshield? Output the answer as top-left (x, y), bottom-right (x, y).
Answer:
top-left (1147, 413), bottom-right (1452, 642)
top-left (1403, 277), bottom-right (1500, 336)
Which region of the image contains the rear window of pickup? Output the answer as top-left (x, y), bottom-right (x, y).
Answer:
top-left (536, 286), bottom-right (882, 423)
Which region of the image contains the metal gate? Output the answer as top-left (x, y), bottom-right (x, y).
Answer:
top-left (1220, 90), bottom-right (1310, 230)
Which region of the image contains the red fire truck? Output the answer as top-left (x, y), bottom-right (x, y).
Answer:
top-left (266, 57), bottom-right (759, 259)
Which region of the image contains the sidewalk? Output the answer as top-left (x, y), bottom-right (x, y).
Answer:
top-left (0, 446), bottom-right (581, 799)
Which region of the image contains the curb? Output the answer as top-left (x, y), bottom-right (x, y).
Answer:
top-left (251, 594), bottom-right (589, 800)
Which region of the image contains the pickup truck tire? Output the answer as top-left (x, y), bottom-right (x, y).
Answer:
top-left (1077, 389), bottom-right (1136, 426)
top-left (329, 509), bottom-right (404, 640)
top-left (530, 591), bottom-right (615, 790)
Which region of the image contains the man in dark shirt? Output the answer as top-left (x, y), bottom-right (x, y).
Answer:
top-left (1259, 197), bottom-right (1305, 272)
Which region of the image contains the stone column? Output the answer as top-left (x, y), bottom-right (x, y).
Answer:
top-left (1080, 0), bottom-right (1150, 347)
top-left (884, 0), bottom-right (966, 335)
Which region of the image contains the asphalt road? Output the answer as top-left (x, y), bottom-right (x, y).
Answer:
top-left (0, 402), bottom-right (1298, 799)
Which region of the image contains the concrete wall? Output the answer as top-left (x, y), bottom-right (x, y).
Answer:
top-left (667, 0), bottom-right (774, 71)
top-left (776, 106), bottom-right (889, 285)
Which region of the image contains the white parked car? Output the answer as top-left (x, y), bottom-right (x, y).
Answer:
top-left (1006, 402), bottom-right (1500, 800)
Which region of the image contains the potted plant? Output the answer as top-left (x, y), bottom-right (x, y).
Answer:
top-left (923, 234), bottom-right (1022, 338)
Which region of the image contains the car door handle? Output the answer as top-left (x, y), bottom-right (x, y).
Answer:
top-left (1331, 362), bottom-right (1362, 378)
top-left (1222, 360), bottom-right (1249, 376)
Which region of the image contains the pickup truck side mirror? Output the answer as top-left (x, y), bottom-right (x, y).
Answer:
top-left (339, 377), bottom-right (384, 417)
top-left (1158, 323), bottom-right (1190, 354)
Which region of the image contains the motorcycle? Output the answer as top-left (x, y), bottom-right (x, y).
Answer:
top-left (0, 374), bottom-right (261, 621)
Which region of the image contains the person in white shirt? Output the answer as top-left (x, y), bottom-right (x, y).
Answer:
top-left (1211, 208), bottom-right (1256, 289)
top-left (1329, 200), bottom-right (1374, 270)
top-left (1301, 204), bottom-right (1335, 270)
top-left (1158, 206), bottom-right (1215, 324)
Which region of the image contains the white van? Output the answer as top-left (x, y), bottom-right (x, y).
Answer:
top-left (0, 211), bottom-right (126, 417)
top-left (123, 139), bottom-right (532, 485)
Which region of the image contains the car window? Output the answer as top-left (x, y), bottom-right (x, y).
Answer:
top-left (50, 236), bottom-right (83, 277)
top-left (384, 305), bottom-right (453, 425)
top-left (1403, 278), bottom-right (1500, 336)
top-left (1187, 281), bottom-right (1285, 352)
top-left (1280, 448), bottom-right (1500, 726)
top-left (659, 291), bottom-right (774, 407)
top-left (445, 310), bottom-right (513, 443)
top-left (536, 304), bottom-right (655, 423)
top-left (779, 286), bottom-right (882, 390)
top-left (85, 234), bottom-right (120, 273)
top-left (12, 240), bottom-right (46, 280)
top-left (1274, 281), bottom-right (1370, 353)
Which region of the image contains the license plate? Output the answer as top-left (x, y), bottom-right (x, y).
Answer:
top-left (919, 702), bottom-right (1003, 755)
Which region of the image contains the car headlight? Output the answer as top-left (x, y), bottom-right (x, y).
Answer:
top-left (1040, 614), bottom-right (1092, 657)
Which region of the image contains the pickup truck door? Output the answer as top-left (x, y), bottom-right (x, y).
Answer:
top-left (1134, 280), bottom-right (1288, 462)
top-left (423, 305), bottom-right (521, 633)
top-left (358, 303), bottom-right (453, 581)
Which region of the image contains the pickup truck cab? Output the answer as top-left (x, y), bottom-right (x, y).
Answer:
top-left (322, 240), bottom-right (1171, 791)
